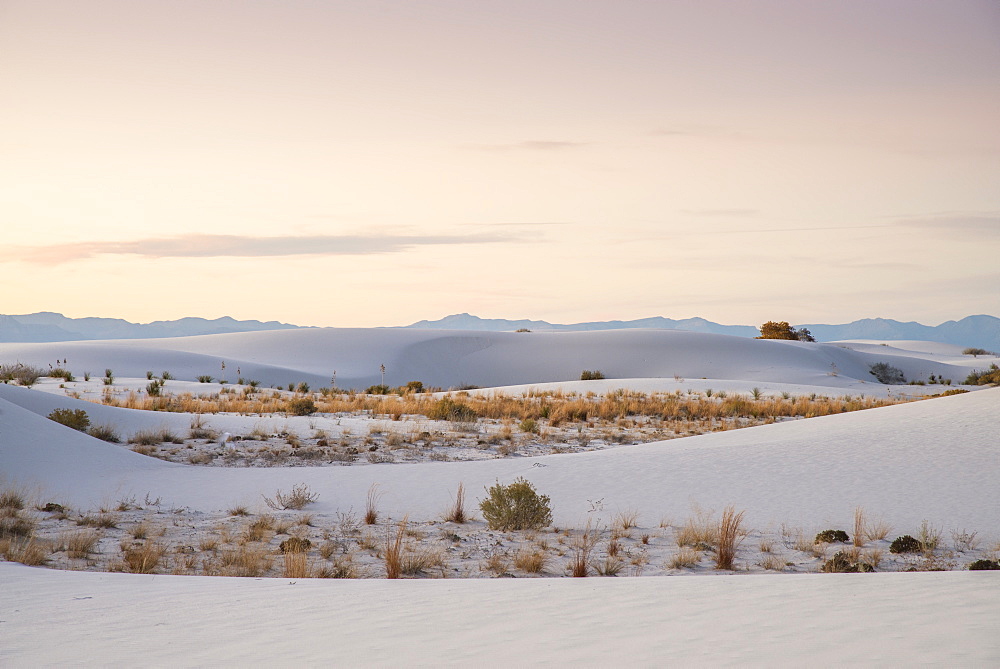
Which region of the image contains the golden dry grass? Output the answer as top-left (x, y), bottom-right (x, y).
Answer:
top-left (513, 548), bottom-right (548, 574)
top-left (121, 541), bottom-right (167, 574)
top-left (669, 547), bottom-right (701, 569)
top-left (715, 506), bottom-right (746, 570)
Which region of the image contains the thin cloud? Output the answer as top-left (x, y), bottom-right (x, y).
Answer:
top-left (680, 208), bottom-right (760, 217)
top-left (2, 233), bottom-right (519, 265)
top-left (466, 140), bottom-right (589, 151)
top-left (895, 214), bottom-right (1000, 237)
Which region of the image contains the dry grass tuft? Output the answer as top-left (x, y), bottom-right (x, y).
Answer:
top-left (365, 483), bottom-right (383, 525)
top-left (262, 483), bottom-right (319, 511)
top-left (864, 516), bottom-right (892, 542)
top-left (513, 548), bottom-right (548, 574)
top-left (122, 541), bottom-right (167, 573)
top-left (757, 554), bottom-right (786, 571)
top-left (569, 521), bottom-right (599, 577)
top-left (0, 487), bottom-right (27, 511)
top-left (614, 508), bottom-right (640, 531)
top-left (442, 482), bottom-right (467, 524)
top-left (283, 551), bottom-right (311, 578)
top-left (853, 507), bottom-right (866, 547)
top-left (218, 545), bottom-right (272, 577)
top-left (715, 505), bottom-right (745, 570)
top-left (384, 516), bottom-right (408, 579)
top-left (669, 547), bottom-right (701, 569)
top-left (243, 515), bottom-right (275, 543)
top-left (676, 507), bottom-right (718, 549)
top-left (1, 538), bottom-right (48, 566)
top-left (66, 530), bottom-right (101, 559)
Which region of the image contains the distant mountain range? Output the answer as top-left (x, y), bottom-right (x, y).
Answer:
top-left (2, 311), bottom-right (998, 351)
top-left (0, 312), bottom-right (298, 342)
top-left (404, 313), bottom-right (1000, 351)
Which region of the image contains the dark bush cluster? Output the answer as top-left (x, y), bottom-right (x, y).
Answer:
top-left (968, 559), bottom-right (1000, 571)
top-left (0, 363), bottom-right (44, 387)
top-left (580, 370), bottom-right (606, 380)
top-left (822, 552), bottom-right (875, 573)
top-left (869, 362), bottom-right (906, 385)
top-left (815, 529), bottom-right (850, 544)
top-left (756, 321), bottom-right (815, 342)
top-left (889, 534), bottom-right (923, 554)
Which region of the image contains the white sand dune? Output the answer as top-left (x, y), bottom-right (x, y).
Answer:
top-left (1, 328), bottom-right (997, 665)
top-left (0, 327), bottom-right (978, 390)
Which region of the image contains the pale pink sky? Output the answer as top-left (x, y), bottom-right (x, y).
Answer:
top-left (1, 1), bottom-right (998, 327)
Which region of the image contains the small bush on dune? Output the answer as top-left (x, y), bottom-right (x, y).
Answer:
top-left (50, 367), bottom-right (74, 382)
top-left (869, 362), bottom-right (906, 385)
top-left (287, 398), bottom-right (317, 416)
top-left (427, 398), bottom-right (478, 422)
top-left (968, 559), bottom-right (1000, 571)
top-left (0, 363), bottom-right (44, 386)
top-left (822, 551), bottom-right (875, 573)
top-left (197, 375), bottom-right (214, 383)
top-left (87, 424), bottom-right (121, 443)
top-left (580, 370), bottom-right (606, 381)
top-left (479, 478), bottom-right (552, 531)
top-left (815, 529), bottom-right (850, 544)
top-left (962, 348), bottom-right (992, 357)
top-left (965, 364), bottom-right (1000, 385)
top-left (47, 408), bottom-right (91, 432)
top-left (890, 535), bottom-right (923, 554)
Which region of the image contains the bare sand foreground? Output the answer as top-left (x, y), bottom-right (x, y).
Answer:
top-left (1, 329), bottom-right (998, 666)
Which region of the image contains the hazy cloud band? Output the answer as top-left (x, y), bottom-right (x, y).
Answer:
top-left (2, 233), bottom-right (518, 265)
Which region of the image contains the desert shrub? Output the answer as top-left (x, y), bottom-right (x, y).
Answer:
top-left (427, 398), bottom-right (478, 422)
top-left (0, 363), bottom-right (44, 386)
top-left (815, 529), bottom-right (850, 544)
top-left (869, 362), bottom-right (906, 385)
top-left (402, 380), bottom-right (424, 393)
top-left (47, 408), bottom-right (91, 432)
top-left (263, 483), bottom-right (319, 510)
top-left (146, 379), bottom-right (164, 396)
top-left (965, 364), bottom-right (1000, 385)
top-left (0, 511), bottom-right (36, 539)
top-left (822, 551), bottom-right (876, 573)
top-left (297, 382), bottom-right (310, 393)
top-left (968, 559), bottom-right (1000, 571)
top-left (287, 397), bottom-right (317, 416)
top-left (87, 424), bottom-right (121, 443)
top-left (479, 478), bottom-right (552, 531)
top-left (889, 535), bottom-right (923, 554)
top-left (279, 537), bottom-right (312, 554)
top-left (197, 375), bottom-right (214, 383)
top-left (50, 367), bottom-right (74, 382)
top-left (0, 488), bottom-right (26, 510)
top-left (519, 418), bottom-right (538, 434)
top-left (962, 348), bottom-right (992, 357)
top-left (146, 371), bottom-right (154, 380)
top-left (366, 384), bottom-right (391, 395)
top-left (121, 541), bottom-right (166, 574)
top-left (161, 371), bottom-right (173, 380)
top-left (756, 321), bottom-right (815, 342)
top-left (580, 370), bottom-right (606, 380)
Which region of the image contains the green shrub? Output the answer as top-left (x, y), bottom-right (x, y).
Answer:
top-left (889, 535), bottom-right (922, 554)
top-left (366, 384), bottom-right (391, 395)
top-left (962, 348), bottom-right (992, 357)
top-left (146, 379), bottom-right (164, 396)
top-left (0, 363), bottom-right (44, 386)
top-left (297, 382), bottom-right (310, 393)
top-left (968, 559), bottom-right (1000, 571)
top-left (580, 370), bottom-right (605, 380)
top-left (479, 478), bottom-right (552, 531)
top-left (47, 408), bottom-right (91, 432)
top-left (965, 364), bottom-right (1000, 385)
top-left (287, 398), bottom-right (317, 416)
top-left (197, 375), bottom-right (214, 383)
top-left (869, 362), bottom-right (906, 385)
top-left (519, 418), bottom-right (538, 433)
top-left (161, 371), bottom-right (173, 380)
top-left (822, 551), bottom-right (875, 573)
top-left (87, 424), bottom-right (121, 443)
top-left (815, 529), bottom-right (850, 544)
top-left (427, 398), bottom-right (477, 422)
top-left (50, 368), bottom-right (74, 382)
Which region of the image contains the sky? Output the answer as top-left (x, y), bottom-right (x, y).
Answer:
top-left (1, 0), bottom-right (998, 328)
